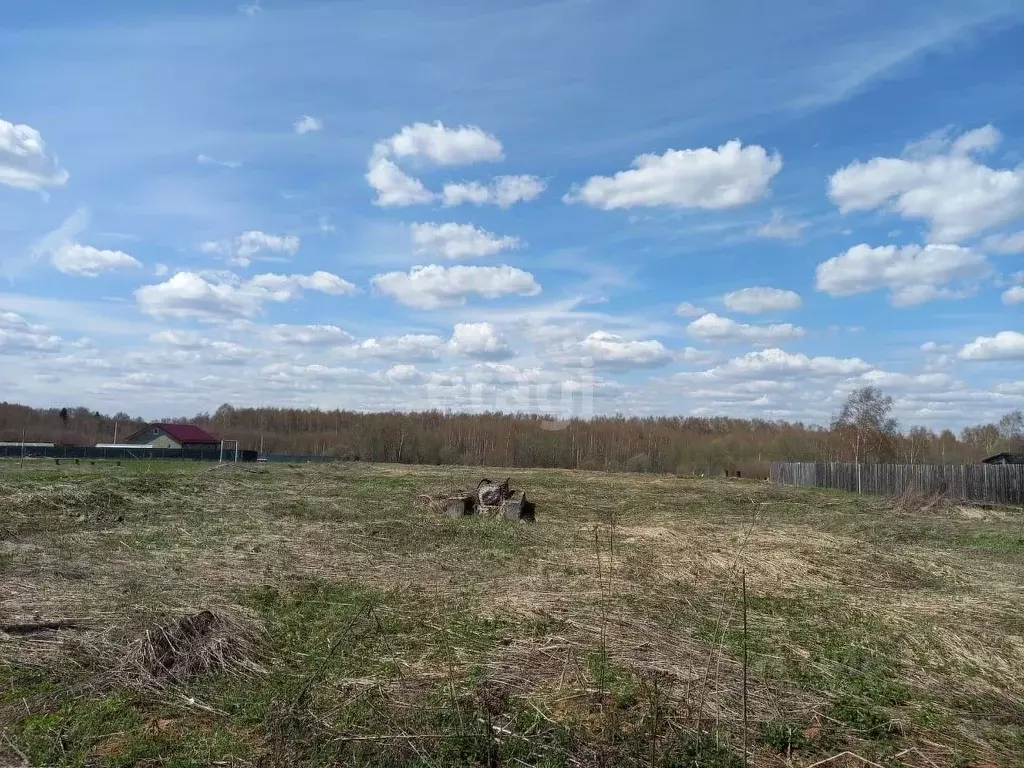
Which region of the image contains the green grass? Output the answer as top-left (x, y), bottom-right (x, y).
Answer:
top-left (1, 461), bottom-right (1021, 766)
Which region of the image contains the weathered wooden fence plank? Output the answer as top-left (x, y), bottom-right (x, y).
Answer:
top-left (769, 462), bottom-right (1023, 505)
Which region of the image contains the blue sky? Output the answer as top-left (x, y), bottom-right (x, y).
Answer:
top-left (1, 0), bottom-right (1022, 426)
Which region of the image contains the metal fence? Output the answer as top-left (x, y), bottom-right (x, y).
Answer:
top-left (770, 461), bottom-right (1023, 505)
top-left (0, 445), bottom-right (259, 462)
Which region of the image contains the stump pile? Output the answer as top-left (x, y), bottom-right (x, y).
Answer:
top-left (444, 478), bottom-right (536, 522)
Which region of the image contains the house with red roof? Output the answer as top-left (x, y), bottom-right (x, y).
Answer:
top-left (123, 423), bottom-right (221, 450)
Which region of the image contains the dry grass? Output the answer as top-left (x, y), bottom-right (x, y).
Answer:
top-left (1, 459), bottom-right (1022, 766)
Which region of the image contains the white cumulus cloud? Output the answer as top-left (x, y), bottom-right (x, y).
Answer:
top-left (448, 322), bottom-right (514, 360)
top-left (983, 231), bottom-right (1024, 254)
top-left (293, 115), bottom-right (323, 134)
top-left (371, 264), bottom-right (541, 309)
top-left (828, 125), bottom-right (1024, 242)
top-left (375, 121), bottom-right (503, 166)
top-left (674, 302), bottom-right (708, 317)
top-left (547, 331), bottom-right (672, 370)
top-left (565, 140), bottom-right (782, 210)
top-left (0, 118), bottom-right (69, 191)
top-left (354, 335), bottom-right (446, 361)
top-left (201, 230), bottom-right (300, 267)
top-left (723, 287), bottom-right (802, 314)
top-left (686, 313), bottom-right (804, 344)
top-left (266, 324), bottom-right (354, 345)
top-left (135, 270), bottom-right (355, 321)
top-left (367, 157), bottom-right (436, 207)
top-left (1003, 286), bottom-right (1024, 305)
top-left (815, 243), bottom-right (988, 306)
top-left (411, 222), bottom-right (520, 260)
top-left (959, 331), bottom-right (1024, 361)
top-left (442, 175), bottom-right (546, 208)
top-left (702, 348), bottom-right (871, 379)
top-left (50, 242), bottom-right (141, 277)
top-left (0, 311), bottom-right (62, 353)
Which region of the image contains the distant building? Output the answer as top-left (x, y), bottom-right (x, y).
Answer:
top-left (122, 423), bottom-right (220, 450)
top-left (982, 452), bottom-right (1024, 465)
top-left (0, 441), bottom-right (55, 448)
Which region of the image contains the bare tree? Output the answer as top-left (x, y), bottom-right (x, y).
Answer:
top-left (831, 386), bottom-right (900, 463)
top-left (998, 410), bottom-right (1024, 451)
top-left (906, 425), bottom-right (933, 464)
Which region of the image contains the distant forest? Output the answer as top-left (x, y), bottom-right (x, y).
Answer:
top-left (2, 398), bottom-right (1021, 476)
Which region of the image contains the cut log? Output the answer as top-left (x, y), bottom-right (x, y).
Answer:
top-left (477, 478), bottom-right (512, 507)
top-left (501, 492), bottom-right (536, 522)
top-left (444, 495), bottom-right (474, 518)
top-left (436, 479), bottom-right (536, 522)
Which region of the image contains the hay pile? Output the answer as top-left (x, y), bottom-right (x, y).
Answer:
top-left (888, 486), bottom-right (957, 515)
top-left (120, 610), bottom-right (265, 689)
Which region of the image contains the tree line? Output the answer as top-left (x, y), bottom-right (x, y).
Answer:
top-left (0, 391), bottom-right (1020, 476)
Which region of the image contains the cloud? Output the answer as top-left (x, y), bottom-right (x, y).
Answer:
top-left (196, 154), bottom-right (241, 169)
top-left (565, 140), bottom-right (782, 210)
top-left (293, 115), bottom-right (323, 134)
top-left (0, 310), bottom-right (61, 352)
top-left (411, 222), bottom-right (520, 260)
top-left (385, 364), bottom-right (424, 383)
top-left (815, 243), bottom-right (988, 306)
top-left (0, 118), bottom-right (69, 191)
top-left (375, 121), bottom-right (503, 166)
top-left (547, 331), bottom-right (672, 370)
top-left (851, 369), bottom-right (961, 393)
top-left (674, 302), bottom-right (708, 317)
top-left (365, 122), bottom-right (537, 209)
top-left (371, 264), bottom-right (541, 309)
top-left (686, 313), bottom-right (804, 344)
top-left (354, 334), bottom-right (446, 361)
top-left (247, 271), bottom-right (357, 298)
top-left (149, 330), bottom-right (205, 349)
top-left (23, 209), bottom-right (138, 280)
top-left (448, 322), bottom-right (514, 360)
top-left (442, 175), bottom-right (546, 208)
top-left (201, 230), bottom-right (300, 267)
top-left (1003, 286), bottom-right (1024, 305)
top-left (828, 125), bottom-right (1024, 242)
top-left (147, 332), bottom-right (254, 364)
top-left (757, 210), bottom-right (808, 241)
top-left (723, 287), bottom-right (802, 314)
top-left (367, 157), bottom-right (436, 207)
top-left (959, 331), bottom-right (1024, 361)
top-left (266, 324), bottom-right (354, 345)
top-left (238, 0), bottom-right (261, 15)
top-left (679, 347), bottom-right (720, 365)
top-left (982, 231), bottom-right (1024, 254)
top-left (696, 348), bottom-right (871, 379)
top-left (102, 372), bottom-right (175, 391)
top-left (50, 242), bottom-right (141, 277)
top-left (135, 270), bottom-right (355, 321)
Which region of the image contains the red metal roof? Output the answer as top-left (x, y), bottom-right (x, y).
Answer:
top-left (148, 423), bottom-right (220, 445)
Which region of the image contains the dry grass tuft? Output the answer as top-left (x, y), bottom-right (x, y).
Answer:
top-left (887, 486), bottom-right (957, 516)
top-left (117, 609), bottom-right (266, 690)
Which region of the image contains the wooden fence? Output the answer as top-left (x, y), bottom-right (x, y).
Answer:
top-left (770, 461), bottom-right (1023, 505)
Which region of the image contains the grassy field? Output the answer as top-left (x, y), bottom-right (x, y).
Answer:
top-left (1, 460), bottom-right (1022, 767)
